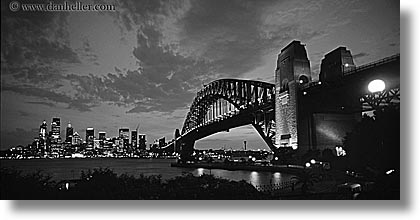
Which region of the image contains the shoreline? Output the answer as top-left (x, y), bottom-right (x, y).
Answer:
top-left (171, 162), bottom-right (303, 175)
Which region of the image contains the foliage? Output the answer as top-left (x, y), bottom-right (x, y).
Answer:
top-left (1, 167), bottom-right (265, 199)
top-left (343, 106), bottom-right (399, 172)
top-left (0, 167), bottom-right (56, 199)
top-left (291, 170), bottom-right (320, 194)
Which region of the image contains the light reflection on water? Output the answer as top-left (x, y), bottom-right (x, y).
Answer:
top-left (1, 158), bottom-right (294, 186)
top-left (190, 168), bottom-right (294, 186)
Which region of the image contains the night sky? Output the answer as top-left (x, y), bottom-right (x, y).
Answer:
top-left (1, 0), bottom-right (399, 150)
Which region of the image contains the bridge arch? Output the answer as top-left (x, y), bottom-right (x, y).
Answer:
top-left (171, 79), bottom-right (277, 157)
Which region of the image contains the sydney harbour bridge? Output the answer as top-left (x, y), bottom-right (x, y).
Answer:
top-left (164, 40), bottom-right (400, 162)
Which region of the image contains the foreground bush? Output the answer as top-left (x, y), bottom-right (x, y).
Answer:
top-left (1, 168), bottom-right (265, 200)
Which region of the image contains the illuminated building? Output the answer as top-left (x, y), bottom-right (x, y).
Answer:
top-left (138, 134), bottom-right (147, 150)
top-left (86, 127), bottom-right (94, 149)
top-left (98, 131), bottom-right (106, 140)
top-left (158, 137), bottom-right (166, 149)
top-left (39, 120), bottom-right (48, 156)
top-left (51, 117), bottom-right (61, 143)
top-left (98, 131), bottom-right (106, 148)
top-left (65, 121), bottom-right (73, 143)
top-left (119, 127), bottom-right (130, 150)
top-left (72, 131), bottom-right (82, 145)
top-left (131, 130), bottom-right (138, 148)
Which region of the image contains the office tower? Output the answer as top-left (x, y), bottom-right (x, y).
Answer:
top-left (98, 131), bottom-right (106, 148)
top-left (98, 131), bottom-right (106, 140)
top-left (86, 127), bottom-right (94, 148)
top-left (72, 131), bottom-right (82, 145)
top-left (158, 137), bottom-right (166, 148)
top-left (119, 127), bottom-right (130, 149)
top-left (131, 130), bottom-right (138, 148)
top-left (65, 121), bottom-right (74, 143)
top-left (138, 134), bottom-right (147, 150)
top-left (51, 117), bottom-right (61, 143)
top-left (39, 120), bottom-right (48, 155)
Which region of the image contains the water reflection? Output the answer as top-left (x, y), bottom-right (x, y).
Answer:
top-left (197, 168), bottom-right (204, 176)
top-left (250, 171), bottom-right (259, 185)
top-left (191, 168), bottom-right (294, 186)
top-left (1, 159), bottom-right (295, 186)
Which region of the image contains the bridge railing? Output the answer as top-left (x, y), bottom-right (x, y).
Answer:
top-left (343, 53), bottom-right (400, 76)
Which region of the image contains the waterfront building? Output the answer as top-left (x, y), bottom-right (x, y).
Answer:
top-left (86, 127), bottom-right (94, 149)
top-left (65, 121), bottom-right (73, 143)
top-left (131, 130), bottom-right (138, 148)
top-left (158, 137), bottom-right (166, 149)
top-left (72, 131), bottom-right (82, 145)
top-left (98, 131), bottom-right (106, 140)
top-left (51, 117), bottom-right (61, 143)
top-left (138, 134), bottom-right (147, 150)
top-left (39, 120), bottom-right (48, 156)
top-left (119, 127), bottom-right (130, 150)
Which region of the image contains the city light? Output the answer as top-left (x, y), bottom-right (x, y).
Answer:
top-left (386, 169), bottom-right (395, 175)
top-left (310, 159), bottom-right (316, 164)
top-left (305, 162), bottom-right (310, 168)
top-left (368, 79), bottom-right (386, 93)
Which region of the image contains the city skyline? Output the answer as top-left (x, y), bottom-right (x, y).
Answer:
top-left (1, 0), bottom-right (399, 150)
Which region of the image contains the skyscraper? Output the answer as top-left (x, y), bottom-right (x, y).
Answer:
top-left (39, 120), bottom-right (48, 156)
top-left (98, 131), bottom-right (106, 149)
top-left (65, 121), bottom-right (73, 143)
top-left (98, 131), bottom-right (106, 140)
top-left (51, 117), bottom-right (61, 143)
top-left (119, 127), bottom-right (130, 150)
top-left (86, 127), bottom-right (94, 148)
top-left (138, 134), bottom-right (147, 151)
top-left (72, 131), bottom-right (82, 145)
top-left (131, 130), bottom-right (138, 148)
top-left (158, 137), bottom-right (166, 149)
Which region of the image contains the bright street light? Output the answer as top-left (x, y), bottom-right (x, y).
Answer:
top-left (368, 79), bottom-right (386, 93)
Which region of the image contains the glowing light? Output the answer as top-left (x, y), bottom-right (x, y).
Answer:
top-left (303, 91), bottom-right (307, 95)
top-left (368, 79), bottom-right (386, 93)
top-left (335, 146), bottom-right (346, 156)
top-left (386, 169), bottom-right (395, 175)
top-left (299, 80), bottom-right (304, 84)
top-left (291, 144), bottom-right (298, 150)
top-left (252, 157), bottom-right (256, 162)
top-left (310, 159), bottom-right (316, 164)
top-left (197, 168), bottom-right (204, 176)
top-left (318, 81), bottom-right (322, 85)
top-left (65, 183), bottom-right (69, 190)
top-left (274, 157), bottom-right (278, 161)
top-left (305, 162), bottom-right (311, 168)
top-left (344, 63), bottom-right (349, 67)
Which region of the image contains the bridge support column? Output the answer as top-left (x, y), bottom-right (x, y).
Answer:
top-left (179, 139), bottom-right (195, 162)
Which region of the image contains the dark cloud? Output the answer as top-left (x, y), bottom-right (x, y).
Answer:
top-left (25, 101), bottom-right (56, 108)
top-left (1, 128), bottom-right (38, 148)
top-left (353, 52), bottom-right (369, 59)
top-left (18, 111), bottom-right (30, 117)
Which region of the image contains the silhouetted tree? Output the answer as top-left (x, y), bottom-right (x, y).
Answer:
top-left (343, 106), bottom-right (399, 173)
top-left (291, 170), bottom-right (320, 194)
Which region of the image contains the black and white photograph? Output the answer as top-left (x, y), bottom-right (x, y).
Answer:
top-left (0, 0), bottom-right (404, 204)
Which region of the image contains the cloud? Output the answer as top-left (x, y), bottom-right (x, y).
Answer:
top-left (1, 128), bottom-right (39, 148)
top-left (353, 52), bottom-right (369, 59)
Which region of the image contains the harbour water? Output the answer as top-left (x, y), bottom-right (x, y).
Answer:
top-left (0, 158), bottom-right (294, 187)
